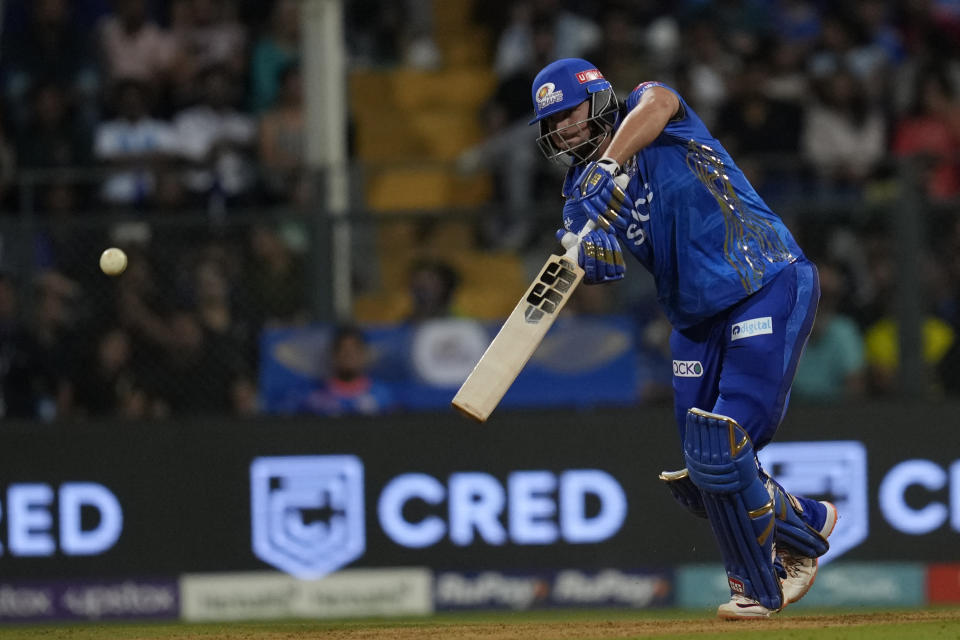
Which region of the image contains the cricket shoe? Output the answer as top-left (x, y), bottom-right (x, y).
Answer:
top-left (716, 594), bottom-right (777, 620)
top-left (779, 501), bottom-right (838, 605)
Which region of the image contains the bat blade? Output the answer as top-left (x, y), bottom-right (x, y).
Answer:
top-left (452, 254), bottom-right (584, 422)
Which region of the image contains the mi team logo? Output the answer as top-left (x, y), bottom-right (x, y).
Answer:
top-left (524, 258), bottom-right (579, 323)
top-left (250, 455), bottom-right (365, 579)
top-left (535, 82), bottom-right (563, 111)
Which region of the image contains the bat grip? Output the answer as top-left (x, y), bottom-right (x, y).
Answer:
top-left (560, 219), bottom-right (596, 260)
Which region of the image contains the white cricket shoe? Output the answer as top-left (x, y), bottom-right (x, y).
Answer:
top-left (717, 594), bottom-right (776, 620)
top-left (779, 501), bottom-right (839, 605)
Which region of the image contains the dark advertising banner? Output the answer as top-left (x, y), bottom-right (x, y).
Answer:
top-left (0, 578), bottom-right (178, 623)
top-left (0, 401), bottom-right (957, 580)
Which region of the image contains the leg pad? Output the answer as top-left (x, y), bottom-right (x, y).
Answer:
top-left (659, 469), bottom-right (830, 559)
top-left (683, 408), bottom-right (783, 611)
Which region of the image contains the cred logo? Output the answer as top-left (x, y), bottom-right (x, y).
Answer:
top-left (673, 360), bottom-right (703, 377)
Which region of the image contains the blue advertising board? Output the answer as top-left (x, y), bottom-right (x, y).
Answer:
top-left (258, 316), bottom-right (639, 414)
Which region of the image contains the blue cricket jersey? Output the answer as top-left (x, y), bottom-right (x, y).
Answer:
top-left (563, 82), bottom-right (803, 329)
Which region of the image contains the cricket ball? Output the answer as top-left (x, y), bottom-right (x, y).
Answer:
top-left (100, 247), bottom-right (128, 276)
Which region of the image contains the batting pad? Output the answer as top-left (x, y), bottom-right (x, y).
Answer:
top-left (659, 468), bottom-right (830, 559)
top-left (684, 408), bottom-right (783, 610)
top-left (763, 473), bottom-right (830, 558)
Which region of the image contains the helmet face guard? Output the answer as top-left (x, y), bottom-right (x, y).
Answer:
top-left (529, 59), bottom-right (620, 167)
top-left (535, 87), bottom-right (619, 167)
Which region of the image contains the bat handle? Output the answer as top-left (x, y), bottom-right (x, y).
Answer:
top-left (560, 219), bottom-right (596, 260)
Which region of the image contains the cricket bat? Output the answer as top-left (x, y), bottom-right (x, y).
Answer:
top-left (452, 221), bottom-right (594, 422)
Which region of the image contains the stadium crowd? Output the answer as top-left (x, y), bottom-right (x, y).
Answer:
top-left (0, 0), bottom-right (957, 420)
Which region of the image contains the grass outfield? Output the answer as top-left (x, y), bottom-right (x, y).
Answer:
top-left (0, 607), bottom-right (959, 639)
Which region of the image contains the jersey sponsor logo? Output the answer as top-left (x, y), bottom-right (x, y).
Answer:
top-left (731, 317), bottom-right (773, 341)
top-left (672, 360), bottom-right (703, 377)
top-left (250, 455), bottom-right (365, 579)
top-left (535, 83), bottom-right (564, 111)
top-left (575, 69), bottom-right (603, 83)
top-left (626, 183), bottom-right (653, 247)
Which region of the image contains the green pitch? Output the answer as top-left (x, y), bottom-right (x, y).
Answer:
top-left (0, 607), bottom-right (958, 639)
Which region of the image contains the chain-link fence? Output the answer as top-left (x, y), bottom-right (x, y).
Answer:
top-left (0, 156), bottom-right (958, 422)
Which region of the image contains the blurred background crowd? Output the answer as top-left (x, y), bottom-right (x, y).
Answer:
top-left (0, 0), bottom-right (958, 421)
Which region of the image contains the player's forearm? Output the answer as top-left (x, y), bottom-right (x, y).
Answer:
top-left (603, 87), bottom-right (679, 166)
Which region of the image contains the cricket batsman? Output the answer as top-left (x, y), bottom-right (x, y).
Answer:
top-left (529, 58), bottom-right (837, 619)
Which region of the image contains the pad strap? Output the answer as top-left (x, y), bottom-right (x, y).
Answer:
top-left (659, 470), bottom-right (830, 559)
top-left (658, 468), bottom-right (707, 518)
top-left (762, 473), bottom-right (830, 558)
top-left (683, 408), bottom-right (783, 610)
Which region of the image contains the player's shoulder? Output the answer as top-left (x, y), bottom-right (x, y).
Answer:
top-left (625, 81), bottom-right (682, 107)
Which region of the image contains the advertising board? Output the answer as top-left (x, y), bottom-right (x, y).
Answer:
top-left (0, 402), bottom-right (956, 581)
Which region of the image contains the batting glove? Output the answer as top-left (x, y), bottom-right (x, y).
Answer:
top-left (556, 227), bottom-right (625, 284)
top-left (561, 190), bottom-right (590, 235)
top-left (576, 158), bottom-right (632, 232)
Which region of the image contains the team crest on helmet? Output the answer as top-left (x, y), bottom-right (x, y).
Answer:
top-left (536, 82), bottom-right (564, 111)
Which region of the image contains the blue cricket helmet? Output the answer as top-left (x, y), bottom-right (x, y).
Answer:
top-left (529, 58), bottom-right (620, 166)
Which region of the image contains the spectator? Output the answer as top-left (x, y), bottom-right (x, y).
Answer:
top-left (859, 240), bottom-right (955, 396)
top-left (715, 53), bottom-right (804, 200)
top-left (16, 81), bottom-right (91, 170)
top-left (493, 2), bottom-right (536, 79)
top-left (245, 224), bottom-right (307, 329)
top-left (0, 0), bottom-right (100, 129)
top-left (345, 0), bottom-right (403, 66)
top-left (248, 0), bottom-right (300, 114)
top-left (0, 273), bottom-right (52, 419)
top-left (807, 10), bottom-right (890, 91)
top-left (298, 325), bottom-right (394, 416)
top-left (771, 0), bottom-right (822, 49)
top-left (193, 255), bottom-right (253, 361)
top-left (66, 327), bottom-right (148, 418)
top-left (258, 64), bottom-right (306, 203)
top-left (891, 65), bottom-right (960, 200)
top-left (457, 69), bottom-right (546, 250)
top-left (29, 271), bottom-right (82, 419)
top-left (97, 0), bottom-right (176, 90)
top-left (801, 70), bottom-right (886, 201)
top-left (635, 306), bottom-right (673, 406)
top-left (863, 307), bottom-right (955, 396)
top-left (536, 0), bottom-right (601, 62)
top-left (171, 65), bottom-right (257, 210)
top-left (152, 307), bottom-right (256, 417)
top-left (934, 218), bottom-right (960, 395)
top-left (792, 262), bottom-right (866, 403)
top-left (0, 109), bottom-right (16, 208)
top-left (588, 6), bottom-right (650, 97)
top-left (492, 0), bottom-right (600, 79)
top-left (168, 0), bottom-right (248, 108)
top-left (93, 79), bottom-right (177, 208)
top-left (764, 39), bottom-right (812, 104)
top-left (399, 0), bottom-right (442, 69)
top-left (675, 18), bottom-right (739, 128)
top-left (407, 258), bottom-right (461, 322)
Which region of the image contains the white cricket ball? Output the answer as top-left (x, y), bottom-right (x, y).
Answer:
top-left (100, 247), bottom-right (128, 276)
